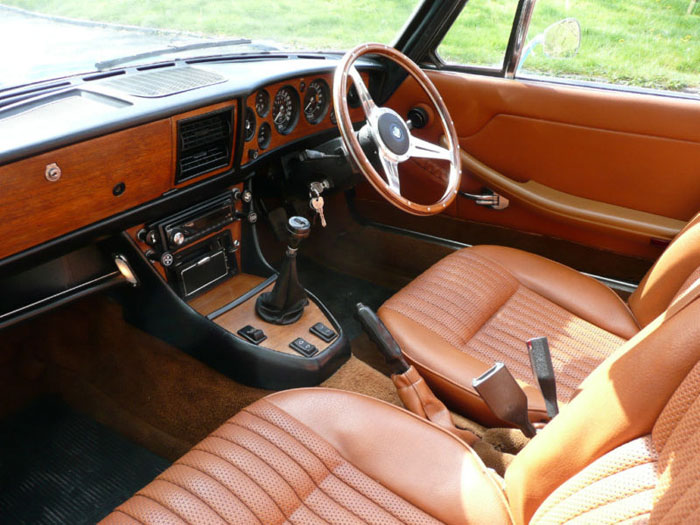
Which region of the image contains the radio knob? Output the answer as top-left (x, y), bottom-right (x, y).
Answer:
top-left (232, 188), bottom-right (252, 203)
top-left (171, 230), bottom-right (186, 246)
top-left (144, 230), bottom-right (159, 246)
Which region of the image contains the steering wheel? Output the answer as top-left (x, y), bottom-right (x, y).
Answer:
top-left (333, 43), bottom-right (462, 216)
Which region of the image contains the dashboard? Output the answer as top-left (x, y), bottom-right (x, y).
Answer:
top-left (0, 56), bottom-right (374, 272)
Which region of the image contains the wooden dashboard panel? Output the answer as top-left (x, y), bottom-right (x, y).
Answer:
top-left (0, 119), bottom-right (172, 260)
top-left (242, 72), bottom-right (367, 164)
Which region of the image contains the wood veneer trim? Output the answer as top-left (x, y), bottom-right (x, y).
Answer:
top-left (241, 72), bottom-right (367, 164)
top-left (212, 283), bottom-right (337, 356)
top-left (0, 119), bottom-right (173, 260)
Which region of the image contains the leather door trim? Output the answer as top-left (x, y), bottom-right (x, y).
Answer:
top-left (454, 142), bottom-right (685, 240)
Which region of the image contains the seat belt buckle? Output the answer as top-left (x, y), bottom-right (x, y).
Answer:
top-left (473, 362), bottom-right (536, 438)
top-left (527, 337), bottom-right (559, 418)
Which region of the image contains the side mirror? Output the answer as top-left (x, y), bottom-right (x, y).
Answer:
top-left (542, 18), bottom-right (581, 58)
top-left (516, 17), bottom-right (581, 73)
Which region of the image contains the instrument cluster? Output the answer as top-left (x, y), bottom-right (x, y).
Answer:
top-left (241, 73), bottom-right (367, 165)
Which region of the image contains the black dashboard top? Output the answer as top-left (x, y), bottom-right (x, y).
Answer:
top-left (0, 54), bottom-right (379, 166)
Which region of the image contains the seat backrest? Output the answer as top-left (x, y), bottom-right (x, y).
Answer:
top-left (505, 275), bottom-right (700, 524)
top-left (629, 212), bottom-right (700, 327)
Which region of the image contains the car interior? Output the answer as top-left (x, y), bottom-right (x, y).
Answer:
top-left (2, 1), bottom-right (700, 524)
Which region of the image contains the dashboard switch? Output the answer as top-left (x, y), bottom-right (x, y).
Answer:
top-left (290, 337), bottom-right (317, 357)
top-left (310, 322), bottom-right (336, 343)
top-left (238, 325), bottom-right (267, 345)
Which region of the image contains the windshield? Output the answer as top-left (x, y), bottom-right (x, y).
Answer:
top-left (0, 1), bottom-right (422, 90)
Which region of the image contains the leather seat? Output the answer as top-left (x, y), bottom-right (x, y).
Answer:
top-left (102, 283), bottom-right (700, 524)
top-left (378, 213), bottom-right (700, 425)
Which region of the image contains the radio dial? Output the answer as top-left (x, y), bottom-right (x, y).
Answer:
top-left (171, 230), bottom-right (186, 246)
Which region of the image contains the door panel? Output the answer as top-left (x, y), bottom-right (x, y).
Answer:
top-left (375, 71), bottom-right (700, 260)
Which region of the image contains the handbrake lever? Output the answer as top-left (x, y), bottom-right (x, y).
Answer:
top-left (355, 303), bottom-right (409, 375)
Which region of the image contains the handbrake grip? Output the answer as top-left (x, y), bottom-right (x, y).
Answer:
top-left (473, 362), bottom-right (537, 438)
top-left (355, 303), bottom-right (409, 375)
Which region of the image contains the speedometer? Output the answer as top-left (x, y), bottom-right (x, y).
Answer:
top-left (272, 86), bottom-right (300, 135)
top-left (303, 78), bottom-right (330, 124)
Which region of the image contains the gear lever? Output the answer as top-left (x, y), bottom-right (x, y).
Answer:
top-left (255, 217), bottom-right (310, 325)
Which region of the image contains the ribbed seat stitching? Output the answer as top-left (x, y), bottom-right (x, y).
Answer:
top-left (172, 461), bottom-right (265, 525)
top-left (224, 420), bottom-right (407, 525)
top-left (156, 478), bottom-right (229, 524)
top-left (236, 410), bottom-right (415, 524)
top-left (188, 447), bottom-right (291, 525)
top-left (192, 443), bottom-right (328, 525)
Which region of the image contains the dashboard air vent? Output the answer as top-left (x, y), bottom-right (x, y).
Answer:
top-left (176, 108), bottom-right (234, 184)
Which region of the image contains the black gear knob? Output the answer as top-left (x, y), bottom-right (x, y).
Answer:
top-left (287, 216), bottom-right (311, 249)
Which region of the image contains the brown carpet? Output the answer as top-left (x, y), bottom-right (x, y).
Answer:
top-left (1, 292), bottom-right (519, 473)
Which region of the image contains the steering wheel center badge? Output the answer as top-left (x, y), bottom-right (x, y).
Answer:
top-left (391, 124), bottom-right (403, 140)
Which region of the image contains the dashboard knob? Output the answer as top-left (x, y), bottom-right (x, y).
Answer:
top-left (170, 230), bottom-right (185, 246)
top-left (241, 190), bottom-right (253, 203)
top-left (160, 252), bottom-right (174, 267)
top-left (145, 229), bottom-right (159, 246)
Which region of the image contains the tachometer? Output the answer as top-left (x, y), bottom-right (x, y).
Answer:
top-left (303, 78), bottom-right (330, 125)
top-left (258, 122), bottom-right (271, 149)
top-left (272, 86), bottom-right (300, 135)
top-left (244, 107), bottom-right (256, 142)
top-left (255, 89), bottom-right (270, 118)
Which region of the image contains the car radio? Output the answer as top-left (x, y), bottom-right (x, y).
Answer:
top-left (138, 192), bottom-right (241, 254)
top-left (158, 193), bottom-right (235, 251)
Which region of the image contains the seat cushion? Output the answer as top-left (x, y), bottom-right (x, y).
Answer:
top-left (378, 246), bottom-right (638, 424)
top-left (100, 388), bottom-right (512, 525)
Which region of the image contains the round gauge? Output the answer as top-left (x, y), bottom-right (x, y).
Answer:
top-left (272, 86), bottom-right (300, 135)
top-left (243, 107), bottom-right (256, 142)
top-left (257, 122), bottom-right (271, 149)
top-left (347, 84), bottom-right (361, 108)
top-left (255, 89), bottom-right (270, 117)
top-left (303, 78), bottom-right (330, 124)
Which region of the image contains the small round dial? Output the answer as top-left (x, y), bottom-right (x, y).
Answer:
top-left (255, 89), bottom-right (270, 117)
top-left (303, 78), bottom-right (330, 124)
top-left (257, 122), bottom-right (271, 149)
top-left (272, 86), bottom-right (300, 135)
top-left (347, 84), bottom-right (361, 108)
top-left (243, 107), bottom-right (256, 142)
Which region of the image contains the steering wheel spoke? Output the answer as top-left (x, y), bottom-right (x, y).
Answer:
top-left (349, 66), bottom-right (376, 119)
top-left (409, 135), bottom-right (452, 161)
top-left (378, 153), bottom-right (401, 194)
top-left (334, 43), bottom-right (461, 216)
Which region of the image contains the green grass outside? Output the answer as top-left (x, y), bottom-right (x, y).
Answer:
top-left (4, 0), bottom-right (700, 93)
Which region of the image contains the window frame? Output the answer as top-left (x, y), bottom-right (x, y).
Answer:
top-left (407, 0), bottom-right (700, 101)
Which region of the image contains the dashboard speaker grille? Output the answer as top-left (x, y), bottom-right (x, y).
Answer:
top-left (176, 108), bottom-right (233, 183)
top-left (103, 66), bottom-right (225, 97)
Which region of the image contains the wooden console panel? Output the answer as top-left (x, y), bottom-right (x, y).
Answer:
top-left (196, 275), bottom-right (337, 356)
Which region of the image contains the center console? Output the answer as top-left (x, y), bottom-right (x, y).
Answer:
top-left (124, 183), bottom-right (349, 389)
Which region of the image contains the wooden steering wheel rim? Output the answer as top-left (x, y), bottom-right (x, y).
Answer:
top-left (333, 43), bottom-right (461, 216)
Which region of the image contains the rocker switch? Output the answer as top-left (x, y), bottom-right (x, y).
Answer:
top-left (238, 325), bottom-right (267, 345)
top-left (290, 337), bottom-right (318, 357)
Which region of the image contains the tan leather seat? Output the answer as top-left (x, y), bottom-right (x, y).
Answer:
top-left (378, 213), bottom-right (700, 424)
top-left (102, 285), bottom-right (700, 524)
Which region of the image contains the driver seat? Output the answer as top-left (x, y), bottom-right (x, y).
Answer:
top-left (378, 213), bottom-right (700, 425)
